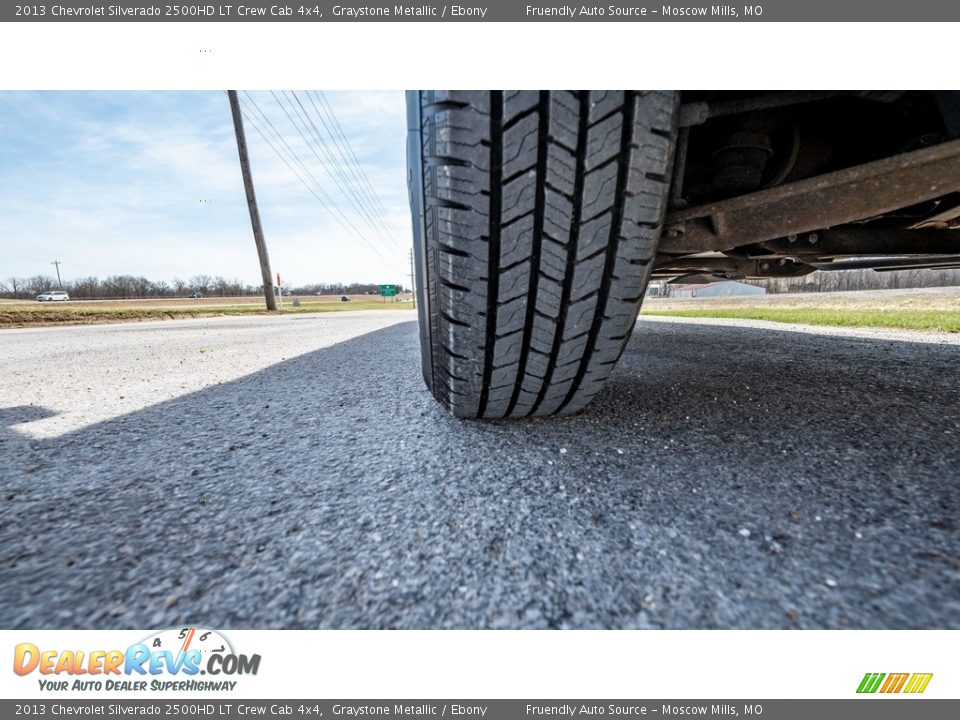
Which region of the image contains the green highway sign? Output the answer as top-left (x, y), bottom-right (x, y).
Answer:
top-left (379, 284), bottom-right (397, 297)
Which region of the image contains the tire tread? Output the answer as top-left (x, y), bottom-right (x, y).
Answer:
top-left (417, 90), bottom-right (678, 418)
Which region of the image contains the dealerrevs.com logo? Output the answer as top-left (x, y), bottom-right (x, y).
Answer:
top-left (857, 673), bottom-right (933, 694)
top-left (13, 627), bottom-right (260, 693)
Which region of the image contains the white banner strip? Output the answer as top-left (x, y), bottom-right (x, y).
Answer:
top-left (2, 630), bottom-right (956, 700)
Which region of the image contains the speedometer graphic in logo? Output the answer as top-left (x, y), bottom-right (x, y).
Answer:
top-left (141, 626), bottom-right (233, 659)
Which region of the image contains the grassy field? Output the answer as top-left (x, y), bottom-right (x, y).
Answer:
top-left (641, 287), bottom-right (960, 332)
top-left (7, 287), bottom-right (960, 332)
top-left (0, 296), bottom-right (413, 328)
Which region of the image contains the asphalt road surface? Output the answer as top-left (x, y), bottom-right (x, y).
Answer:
top-left (1, 311), bottom-right (958, 629)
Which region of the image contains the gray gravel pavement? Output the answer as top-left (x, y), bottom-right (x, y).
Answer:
top-left (1, 311), bottom-right (958, 629)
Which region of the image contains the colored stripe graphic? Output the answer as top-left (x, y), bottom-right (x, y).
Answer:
top-left (880, 673), bottom-right (909, 693)
top-left (857, 672), bottom-right (933, 694)
top-left (857, 673), bottom-right (885, 693)
top-left (904, 673), bottom-right (934, 694)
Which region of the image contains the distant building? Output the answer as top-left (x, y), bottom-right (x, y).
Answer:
top-left (646, 281), bottom-right (667, 297)
top-left (668, 280), bottom-right (767, 298)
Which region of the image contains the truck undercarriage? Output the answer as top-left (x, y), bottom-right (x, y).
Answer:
top-left (654, 91), bottom-right (960, 282)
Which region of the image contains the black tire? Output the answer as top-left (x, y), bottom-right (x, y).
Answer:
top-left (407, 90), bottom-right (679, 418)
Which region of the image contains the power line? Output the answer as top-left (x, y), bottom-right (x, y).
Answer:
top-left (244, 93), bottom-right (358, 227)
top-left (236, 91), bottom-right (406, 275)
top-left (299, 91), bottom-right (388, 233)
top-left (241, 108), bottom-right (395, 272)
top-left (305, 91), bottom-right (403, 252)
top-left (239, 95), bottom-right (401, 274)
top-left (280, 91), bottom-right (400, 254)
top-left (267, 92), bottom-right (387, 247)
top-left (314, 91), bottom-right (404, 249)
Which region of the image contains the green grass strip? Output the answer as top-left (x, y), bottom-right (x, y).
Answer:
top-left (640, 307), bottom-right (960, 332)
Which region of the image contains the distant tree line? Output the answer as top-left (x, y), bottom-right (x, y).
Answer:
top-left (0, 274), bottom-right (407, 300)
top-left (6, 266), bottom-right (957, 300)
top-left (745, 267), bottom-right (960, 294)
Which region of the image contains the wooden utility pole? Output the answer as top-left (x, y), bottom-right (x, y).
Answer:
top-left (228, 90), bottom-right (277, 311)
top-left (51, 260), bottom-right (63, 290)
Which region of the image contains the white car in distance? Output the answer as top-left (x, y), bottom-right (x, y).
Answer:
top-left (36, 290), bottom-right (70, 302)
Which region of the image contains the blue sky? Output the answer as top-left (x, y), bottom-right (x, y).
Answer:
top-left (0, 91), bottom-right (410, 287)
